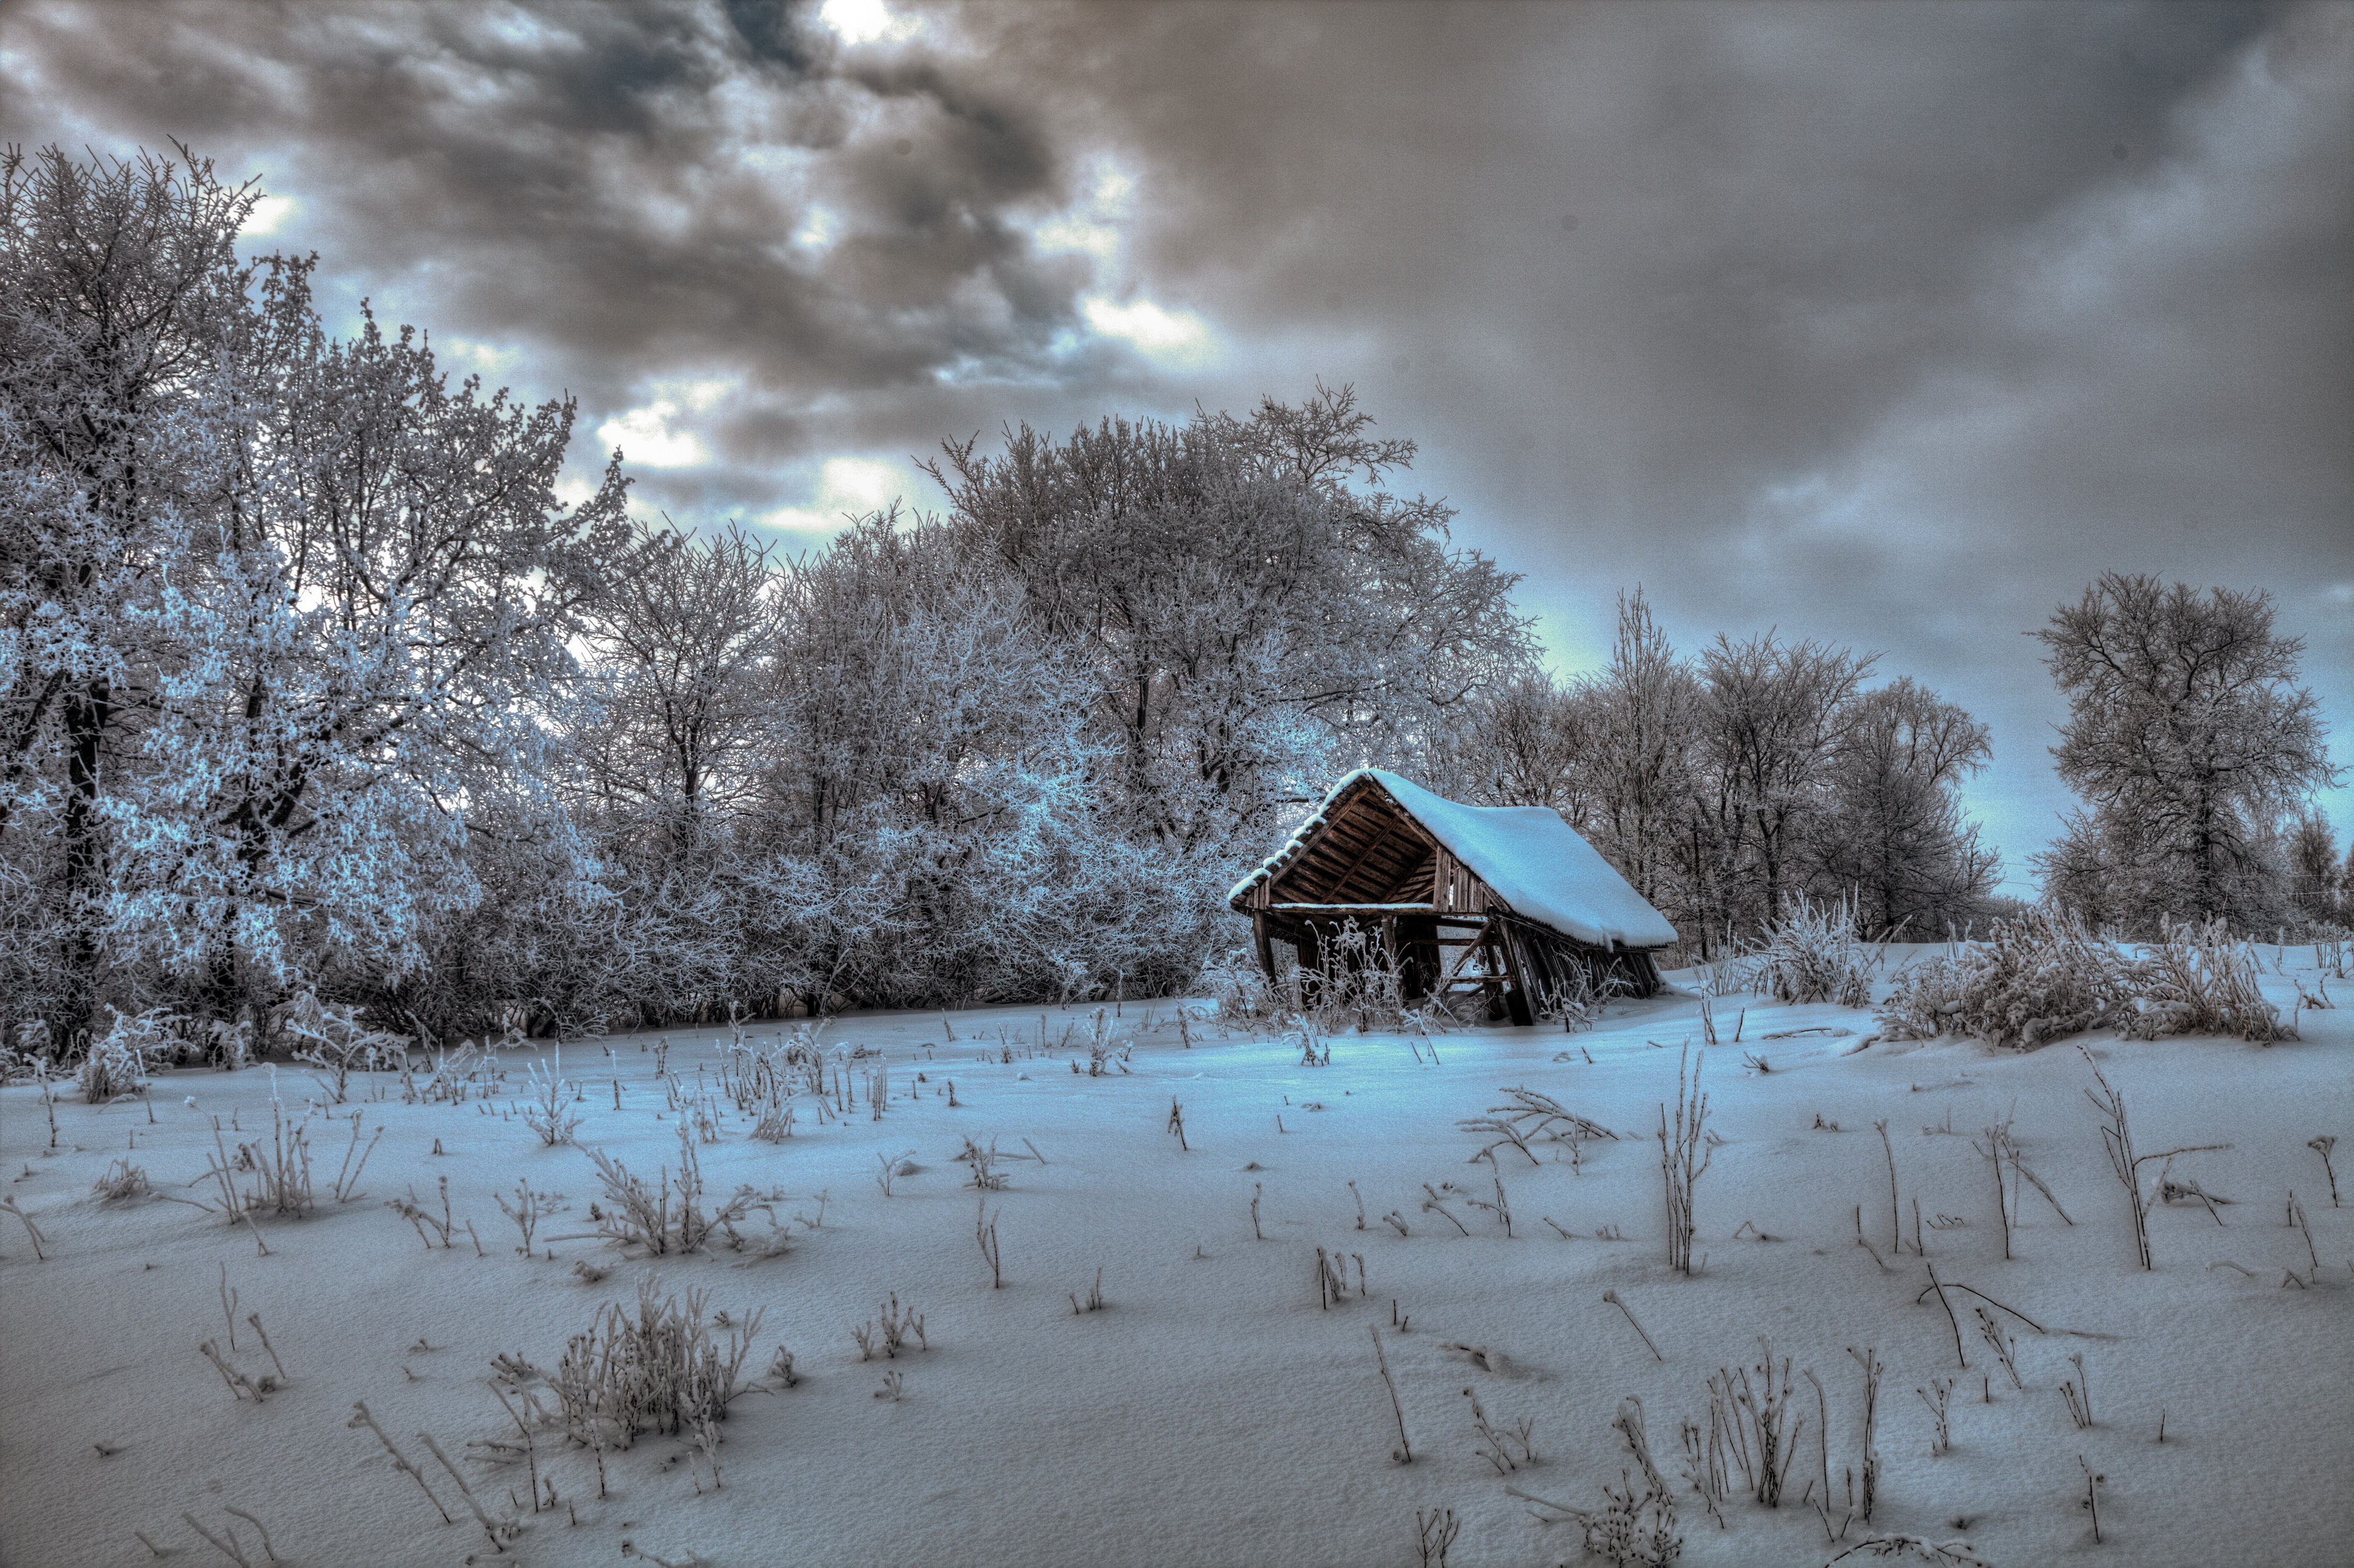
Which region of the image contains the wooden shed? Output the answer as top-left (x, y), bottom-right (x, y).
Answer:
top-left (1229, 769), bottom-right (1680, 1024)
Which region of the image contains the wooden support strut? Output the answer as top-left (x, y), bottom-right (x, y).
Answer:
top-left (1494, 918), bottom-right (1535, 1027)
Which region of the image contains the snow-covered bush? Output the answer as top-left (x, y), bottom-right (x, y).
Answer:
top-left (76, 1007), bottom-right (180, 1102)
top-left (1877, 911), bottom-right (2128, 1050)
top-left (1738, 898), bottom-right (1872, 1008)
top-left (277, 992), bottom-right (411, 1103)
top-left (1880, 911), bottom-right (2291, 1049)
top-left (2115, 918), bottom-right (2290, 1044)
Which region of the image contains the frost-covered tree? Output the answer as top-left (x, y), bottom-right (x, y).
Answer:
top-left (1695, 630), bottom-right (1877, 931)
top-left (2282, 808), bottom-right (2342, 929)
top-left (1578, 591), bottom-right (1706, 923)
top-left (924, 384), bottom-right (1530, 859)
top-left (2, 145), bottom-right (262, 1044)
top-left (2, 144), bottom-right (634, 1051)
top-left (748, 511), bottom-right (1198, 1008)
top-left (1805, 678), bottom-right (1999, 939)
top-left (2033, 574), bottom-right (2336, 933)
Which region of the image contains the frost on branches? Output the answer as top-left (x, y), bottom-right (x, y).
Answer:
top-left (2, 144), bottom-right (632, 1052)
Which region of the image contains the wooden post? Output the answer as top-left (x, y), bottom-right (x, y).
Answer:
top-left (1495, 920), bottom-right (1535, 1027)
top-left (1252, 910), bottom-right (1277, 987)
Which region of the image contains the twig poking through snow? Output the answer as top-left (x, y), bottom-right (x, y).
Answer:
top-left (1602, 1288), bottom-right (1664, 1361)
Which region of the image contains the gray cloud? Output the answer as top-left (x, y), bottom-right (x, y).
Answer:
top-left (5, 0), bottom-right (2347, 879)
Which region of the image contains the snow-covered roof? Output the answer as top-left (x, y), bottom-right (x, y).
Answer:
top-left (1231, 768), bottom-right (1681, 951)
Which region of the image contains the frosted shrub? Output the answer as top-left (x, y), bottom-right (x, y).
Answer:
top-left (1738, 898), bottom-right (1872, 1008)
top-left (279, 993), bottom-right (411, 1104)
top-left (2116, 918), bottom-right (2291, 1044)
top-left (1202, 952), bottom-right (1283, 1031)
top-left (533, 1277), bottom-right (762, 1450)
top-left (1877, 911), bottom-right (2127, 1050)
top-left (78, 1007), bottom-right (180, 1103)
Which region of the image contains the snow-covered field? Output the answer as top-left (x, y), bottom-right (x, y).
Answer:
top-left (4, 951), bottom-right (2348, 1568)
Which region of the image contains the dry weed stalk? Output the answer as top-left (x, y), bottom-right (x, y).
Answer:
top-left (1460, 1086), bottom-right (1619, 1167)
top-left (2307, 1136), bottom-right (2339, 1206)
top-left (976, 1201), bottom-right (1002, 1288)
top-left (93, 1160), bottom-right (150, 1202)
top-left (582, 1128), bottom-right (760, 1255)
top-left (521, 1060), bottom-right (583, 1146)
top-left (1974, 1310), bottom-right (2022, 1391)
top-left (1414, 1507), bottom-right (1459, 1567)
top-left (1516, 1398), bottom-right (1682, 1567)
top-left (2077, 1455), bottom-right (2106, 1544)
top-left (1824, 1538), bottom-right (1989, 1566)
top-left (1370, 1327), bottom-right (1412, 1463)
top-left (1710, 1340), bottom-right (1804, 1508)
top-left (1659, 1046), bottom-right (1711, 1273)
top-left (851, 1294), bottom-right (927, 1359)
top-left (1847, 1347), bottom-right (1882, 1522)
top-left (346, 1402), bottom-right (452, 1524)
top-left (2078, 1045), bottom-right (2231, 1269)
top-left (1915, 1379), bottom-right (1953, 1456)
top-left (1602, 1288), bottom-right (1663, 1361)
top-left (1, 1195), bottom-right (49, 1259)
top-left (523, 1277), bottom-right (761, 1452)
top-left (1464, 1387), bottom-right (1537, 1474)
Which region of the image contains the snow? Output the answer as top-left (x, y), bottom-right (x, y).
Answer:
top-left (3, 949), bottom-right (2349, 1567)
top-left (1234, 769), bottom-right (1682, 951)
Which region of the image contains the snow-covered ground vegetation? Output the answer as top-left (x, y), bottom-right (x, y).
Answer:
top-left (3, 946), bottom-right (2347, 1567)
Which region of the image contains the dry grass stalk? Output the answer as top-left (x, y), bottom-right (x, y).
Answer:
top-left (1414, 1507), bottom-right (1459, 1568)
top-left (1370, 1327), bottom-right (1413, 1463)
top-left (346, 1401), bottom-right (453, 1524)
top-left (527, 1277), bottom-right (761, 1452)
top-left (1974, 1310), bottom-right (2022, 1391)
top-left (1, 1195), bottom-right (49, 1259)
top-left (2283, 1189), bottom-right (2320, 1276)
top-left (1847, 1347), bottom-right (1882, 1522)
top-left (1873, 1120), bottom-right (1905, 1255)
top-left (198, 1340), bottom-right (269, 1402)
top-left (852, 1293), bottom-right (927, 1358)
top-left (1915, 1379), bottom-right (1953, 1455)
top-left (1460, 1086), bottom-right (1619, 1166)
top-left (1464, 1387), bottom-right (1536, 1474)
top-left (180, 1510), bottom-right (270, 1568)
top-left (1602, 1288), bottom-right (1663, 1362)
top-left (2079, 1044), bottom-right (2231, 1269)
top-left (418, 1429), bottom-right (518, 1550)
top-left (1659, 1046), bottom-right (1711, 1274)
top-left (1824, 1538), bottom-right (1990, 1566)
top-left (1711, 1340), bottom-right (1804, 1508)
top-left (93, 1159), bottom-right (150, 1202)
top-left (2077, 1455), bottom-right (2105, 1544)
top-left (582, 1128), bottom-right (759, 1255)
top-left (976, 1201), bottom-right (1002, 1288)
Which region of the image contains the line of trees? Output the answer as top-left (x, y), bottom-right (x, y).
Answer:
top-left (1429, 592), bottom-right (2004, 956)
top-left (4, 145), bottom-right (2341, 1056)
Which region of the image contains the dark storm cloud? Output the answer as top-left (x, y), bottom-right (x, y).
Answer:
top-left (5, 0), bottom-right (2347, 871)
top-left (0, 0), bottom-right (1082, 426)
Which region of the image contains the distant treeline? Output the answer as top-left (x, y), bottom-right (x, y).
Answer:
top-left (4, 147), bottom-right (2339, 1053)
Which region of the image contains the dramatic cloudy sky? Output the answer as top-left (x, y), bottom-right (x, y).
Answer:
top-left (7, 0), bottom-right (2349, 888)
